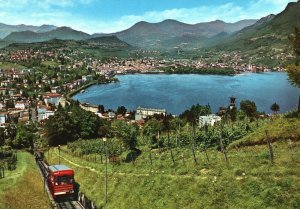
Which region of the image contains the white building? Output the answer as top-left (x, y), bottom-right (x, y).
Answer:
top-left (108, 112), bottom-right (116, 119)
top-left (37, 108), bottom-right (55, 121)
top-left (82, 75), bottom-right (93, 82)
top-left (0, 102), bottom-right (6, 110)
top-left (199, 114), bottom-right (222, 127)
top-left (15, 102), bottom-right (27, 110)
top-left (135, 106), bottom-right (166, 120)
top-left (43, 93), bottom-right (63, 107)
top-left (0, 113), bottom-right (8, 124)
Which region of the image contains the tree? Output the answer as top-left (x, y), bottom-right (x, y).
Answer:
top-left (270, 103), bottom-right (280, 114)
top-left (111, 120), bottom-right (137, 150)
top-left (43, 85), bottom-right (51, 92)
top-left (143, 118), bottom-right (163, 148)
top-left (228, 106), bottom-right (237, 122)
top-left (6, 124), bottom-right (17, 141)
top-left (71, 106), bottom-right (100, 139)
top-left (0, 128), bottom-right (5, 146)
top-left (240, 100), bottom-right (257, 118)
top-left (287, 27), bottom-right (300, 87)
top-left (45, 108), bottom-right (78, 146)
top-left (98, 105), bottom-right (105, 113)
top-left (287, 65), bottom-right (300, 88)
top-left (13, 125), bottom-right (36, 149)
top-left (143, 118), bottom-right (163, 166)
top-left (292, 27), bottom-right (300, 64)
top-left (98, 75), bottom-right (106, 83)
top-left (180, 104), bottom-right (211, 124)
top-left (298, 96), bottom-right (300, 118)
top-left (116, 106), bottom-right (127, 115)
top-left (6, 99), bottom-right (15, 109)
top-left (98, 119), bottom-right (111, 138)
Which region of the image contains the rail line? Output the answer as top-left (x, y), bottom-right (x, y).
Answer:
top-left (56, 200), bottom-right (84, 209)
top-left (35, 152), bottom-right (85, 209)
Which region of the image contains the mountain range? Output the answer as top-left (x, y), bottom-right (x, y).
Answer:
top-left (3, 26), bottom-right (90, 43)
top-left (0, 0), bottom-right (299, 53)
top-left (0, 23), bottom-right (56, 39)
top-left (0, 19), bottom-right (257, 49)
top-left (215, 0), bottom-right (300, 51)
top-left (93, 19), bottom-right (257, 49)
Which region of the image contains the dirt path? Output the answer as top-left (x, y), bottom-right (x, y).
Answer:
top-left (55, 151), bottom-right (209, 180)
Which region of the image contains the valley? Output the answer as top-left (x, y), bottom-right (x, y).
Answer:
top-left (0, 0), bottom-right (300, 209)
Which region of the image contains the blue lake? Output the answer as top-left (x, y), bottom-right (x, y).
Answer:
top-left (73, 72), bottom-right (300, 115)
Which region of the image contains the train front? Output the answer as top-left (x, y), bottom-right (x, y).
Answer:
top-left (48, 165), bottom-right (75, 198)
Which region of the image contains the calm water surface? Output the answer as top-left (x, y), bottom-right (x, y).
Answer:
top-left (73, 72), bottom-right (300, 114)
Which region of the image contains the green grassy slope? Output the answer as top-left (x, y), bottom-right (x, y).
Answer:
top-left (0, 152), bottom-right (50, 209)
top-left (47, 116), bottom-right (300, 209)
top-left (229, 117), bottom-right (300, 149)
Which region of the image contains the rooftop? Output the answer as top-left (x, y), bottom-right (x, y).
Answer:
top-left (48, 164), bottom-right (72, 172)
top-left (137, 106), bottom-right (166, 112)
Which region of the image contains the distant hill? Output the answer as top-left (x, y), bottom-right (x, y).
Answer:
top-left (4, 35), bottom-right (133, 58)
top-left (87, 35), bottom-right (130, 46)
top-left (94, 19), bottom-right (257, 49)
top-left (0, 23), bottom-right (56, 39)
top-left (214, 1), bottom-right (300, 52)
top-left (5, 35), bottom-right (131, 52)
top-left (1, 18), bottom-right (256, 49)
top-left (3, 27), bottom-right (90, 43)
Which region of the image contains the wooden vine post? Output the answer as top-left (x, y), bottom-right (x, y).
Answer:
top-left (220, 126), bottom-right (228, 163)
top-left (149, 148), bottom-right (153, 166)
top-left (288, 139), bottom-right (295, 161)
top-left (265, 130), bottom-right (274, 164)
top-left (204, 146), bottom-right (210, 163)
top-left (191, 123), bottom-right (198, 164)
top-left (204, 125), bottom-right (210, 163)
top-left (167, 129), bottom-right (175, 166)
top-left (220, 134), bottom-right (228, 163)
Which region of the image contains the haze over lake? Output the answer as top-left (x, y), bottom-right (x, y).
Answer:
top-left (73, 72), bottom-right (300, 115)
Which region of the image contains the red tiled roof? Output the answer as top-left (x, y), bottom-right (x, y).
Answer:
top-left (43, 92), bottom-right (62, 98)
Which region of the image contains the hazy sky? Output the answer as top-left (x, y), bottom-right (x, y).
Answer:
top-left (0, 0), bottom-right (297, 34)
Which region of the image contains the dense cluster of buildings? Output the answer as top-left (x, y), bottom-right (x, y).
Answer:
top-left (2, 46), bottom-right (289, 80)
top-left (0, 42), bottom-right (288, 132)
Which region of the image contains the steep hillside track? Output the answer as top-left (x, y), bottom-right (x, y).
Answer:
top-left (34, 151), bottom-right (85, 209)
top-left (56, 201), bottom-right (84, 209)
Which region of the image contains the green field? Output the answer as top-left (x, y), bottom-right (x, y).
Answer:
top-left (47, 120), bottom-right (300, 209)
top-left (229, 117), bottom-right (300, 148)
top-left (0, 62), bottom-right (26, 70)
top-left (0, 61), bottom-right (27, 70)
top-left (0, 152), bottom-right (50, 209)
top-left (41, 60), bottom-right (60, 67)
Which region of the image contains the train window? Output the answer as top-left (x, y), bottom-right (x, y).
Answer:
top-left (55, 176), bottom-right (73, 185)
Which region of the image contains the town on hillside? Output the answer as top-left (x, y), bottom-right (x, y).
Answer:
top-left (0, 41), bottom-right (288, 133)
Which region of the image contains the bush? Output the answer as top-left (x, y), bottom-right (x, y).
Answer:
top-left (7, 154), bottom-right (17, 171)
top-left (262, 187), bottom-right (285, 206)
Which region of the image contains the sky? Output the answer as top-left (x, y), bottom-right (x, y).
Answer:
top-left (0, 0), bottom-right (297, 34)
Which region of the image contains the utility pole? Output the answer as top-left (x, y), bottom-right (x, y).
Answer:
top-left (48, 145), bottom-right (50, 163)
top-left (103, 137), bottom-right (108, 203)
top-left (58, 145), bottom-right (60, 164)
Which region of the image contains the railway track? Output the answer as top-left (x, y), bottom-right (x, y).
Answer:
top-left (56, 200), bottom-right (84, 209)
top-left (35, 152), bottom-right (85, 209)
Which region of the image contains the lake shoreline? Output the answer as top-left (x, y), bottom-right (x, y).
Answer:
top-left (72, 72), bottom-right (299, 115)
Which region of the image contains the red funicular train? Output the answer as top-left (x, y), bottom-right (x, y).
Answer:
top-left (47, 164), bottom-right (75, 198)
top-left (36, 152), bottom-right (75, 199)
